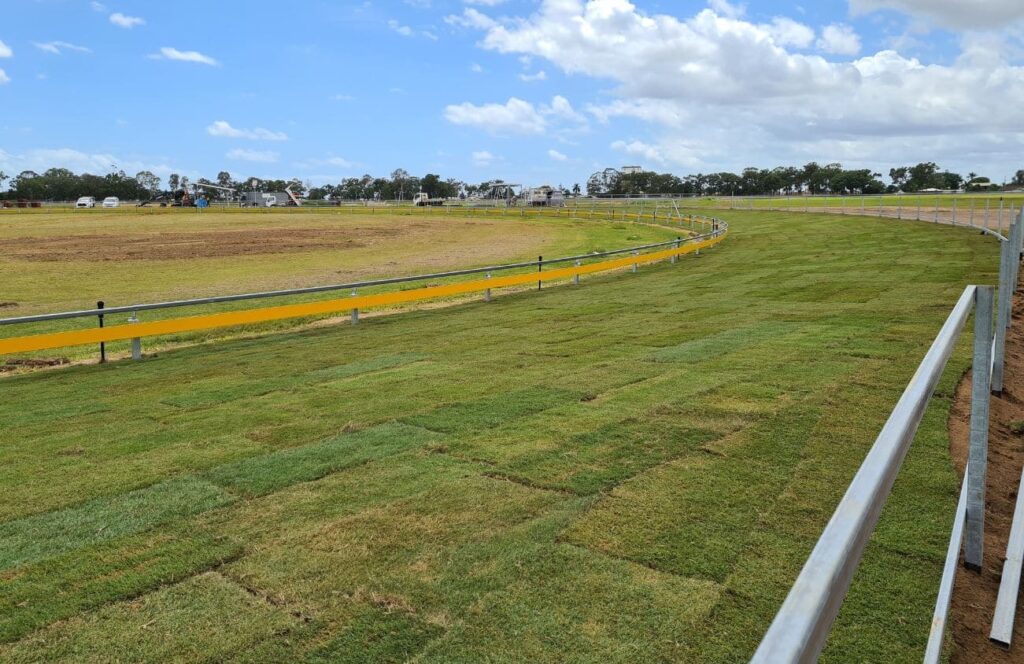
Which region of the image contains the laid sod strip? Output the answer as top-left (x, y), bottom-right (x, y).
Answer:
top-left (0, 477), bottom-right (235, 570)
top-left (203, 421), bottom-right (442, 497)
top-left (649, 321), bottom-right (803, 362)
top-left (401, 386), bottom-right (582, 435)
top-left (0, 573), bottom-right (308, 664)
top-left (0, 528), bottom-right (242, 643)
top-left (161, 352), bottom-right (428, 409)
top-left (303, 608), bottom-right (443, 664)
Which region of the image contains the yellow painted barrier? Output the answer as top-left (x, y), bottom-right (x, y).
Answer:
top-left (0, 231), bottom-right (725, 356)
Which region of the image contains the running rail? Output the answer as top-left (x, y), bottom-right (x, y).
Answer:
top-left (750, 286), bottom-right (978, 663)
top-left (0, 215), bottom-right (726, 356)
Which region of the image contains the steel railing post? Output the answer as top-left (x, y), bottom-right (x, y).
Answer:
top-left (573, 261), bottom-right (581, 285)
top-left (97, 300), bottom-right (106, 363)
top-left (128, 311), bottom-right (142, 360)
top-left (965, 285), bottom-right (994, 571)
top-left (350, 289), bottom-right (359, 325)
top-left (994, 238), bottom-right (1012, 392)
top-left (484, 272), bottom-right (491, 302)
top-left (632, 250), bottom-right (639, 273)
top-left (671, 237), bottom-right (680, 264)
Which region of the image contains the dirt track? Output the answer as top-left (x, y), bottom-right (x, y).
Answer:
top-left (950, 268), bottom-right (1024, 661)
top-left (0, 226), bottom-right (408, 261)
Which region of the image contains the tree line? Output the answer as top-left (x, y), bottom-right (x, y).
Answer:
top-left (587, 163), bottom-right (1024, 197)
top-left (2, 162), bottom-right (1023, 202)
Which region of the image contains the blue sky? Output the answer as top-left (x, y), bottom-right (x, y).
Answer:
top-left (1, 0), bottom-right (1023, 189)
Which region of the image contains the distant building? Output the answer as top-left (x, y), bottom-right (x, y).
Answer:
top-left (621, 165), bottom-right (643, 175)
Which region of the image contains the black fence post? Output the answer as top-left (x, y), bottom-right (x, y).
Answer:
top-left (97, 300), bottom-right (106, 363)
top-left (537, 255), bottom-right (542, 291)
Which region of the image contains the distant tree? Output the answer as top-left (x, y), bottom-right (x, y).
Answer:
top-left (216, 171), bottom-right (234, 190)
top-left (135, 171), bottom-right (161, 195)
top-left (168, 173), bottom-right (180, 192)
top-left (1014, 170), bottom-right (1024, 186)
top-left (572, 183), bottom-right (581, 196)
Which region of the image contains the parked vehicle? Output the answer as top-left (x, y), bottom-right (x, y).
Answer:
top-left (413, 192), bottom-right (444, 207)
top-left (75, 196), bottom-right (96, 209)
top-left (102, 197), bottom-right (120, 208)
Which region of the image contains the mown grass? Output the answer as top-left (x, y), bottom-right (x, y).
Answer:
top-left (0, 209), bottom-right (997, 661)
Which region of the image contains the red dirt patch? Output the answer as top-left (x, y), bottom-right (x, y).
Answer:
top-left (949, 272), bottom-right (1024, 662)
top-left (0, 226), bottom-right (403, 261)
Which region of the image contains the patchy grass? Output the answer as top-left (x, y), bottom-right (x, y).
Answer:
top-left (0, 209), bottom-right (997, 661)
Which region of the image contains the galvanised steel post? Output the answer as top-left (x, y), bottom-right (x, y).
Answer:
top-left (350, 289), bottom-right (359, 325)
top-left (573, 261), bottom-right (581, 285)
top-left (128, 311), bottom-right (142, 361)
top-left (965, 285), bottom-right (994, 571)
top-left (993, 238), bottom-right (1012, 392)
top-left (97, 300), bottom-right (106, 364)
top-left (632, 251), bottom-right (639, 273)
top-left (484, 272), bottom-right (491, 302)
top-left (671, 237), bottom-right (680, 264)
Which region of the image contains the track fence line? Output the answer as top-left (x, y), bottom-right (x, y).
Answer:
top-left (752, 210), bottom-right (1023, 663)
top-left (0, 213), bottom-right (726, 360)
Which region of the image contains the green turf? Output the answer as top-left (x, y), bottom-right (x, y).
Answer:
top-left (0, 209), bottom-right (997, 661)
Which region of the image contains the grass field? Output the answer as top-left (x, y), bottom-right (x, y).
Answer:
top-left (0, 209), bottom-right (683, 363)
top-left (0, 209), bottom-right (997, 661)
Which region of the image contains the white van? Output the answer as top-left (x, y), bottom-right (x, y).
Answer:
top-left (75, 196), bottom-right (96, 208)
top-left (102, 197), bottom-right (120, 208)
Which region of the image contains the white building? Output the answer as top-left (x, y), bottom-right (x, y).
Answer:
top-left (621, 165), bottom-right (643, 175)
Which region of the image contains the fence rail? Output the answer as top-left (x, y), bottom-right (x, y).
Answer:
top-left (0, 213), bottom-right (726, 358)
top-left (752, 211), bottom-right (1023, 663)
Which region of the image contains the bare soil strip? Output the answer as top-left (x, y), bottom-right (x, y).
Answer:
top-left (950, 269), bottom-right (1024, 661)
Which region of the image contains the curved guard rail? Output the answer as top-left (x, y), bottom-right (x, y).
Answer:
top-left (0, 213), bottom-right (727, 356)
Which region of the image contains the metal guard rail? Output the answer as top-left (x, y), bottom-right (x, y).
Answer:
top-left (753, 211), bottom-right (1022, 663)
top-left (0, 215), bottom-right (726, 356)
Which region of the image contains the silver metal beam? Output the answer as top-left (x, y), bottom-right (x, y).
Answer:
top-left (751, 285), bottom-right (977, 664)
top-left (990, 465), bottom-right (1024, 647)
top-left (924, 465), bottom-right (970, 664)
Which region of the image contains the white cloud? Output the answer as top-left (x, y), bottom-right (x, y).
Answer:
top-left (422, 31), bottom-right (439, 41)
top-left (817, 24), bottom-right (861, 56)
top-left (227, 149), bottom-right (278, 163)
top-left (518, 70), bottom-right (547, 82)
top-left (0, 147), bottom-right (181, 179)
top-left (849, 0), bottom-right (1024, 29)
top-left (0, 69), bottom-right (9, 85)
top-left (708, 0), bottom-right (745, 19)
top-left (465, 0), bottom-right (507, 5)
top-left (388, 19), bottom-right (414, 37)
top-left (34, 41), bottom-right (92, 55)
top-left (472, 150), bottom-right (497, 166)
top-left (445, 8), bottom-right (498, 29)
top-left (445, 97), bottom-right (547, 135)
top-left (0, 40), bottom-right (12, 58)
top-left (544, 95), bottom-right (586, 123)
top-left (206, 121), bottom-right (288, 141)
top-left (90, 1), bottom-right (107, 12)
top-left (110, 13), bottom-right (145, 29)
top-left (765, 17), bottom-right (814, 49)
top-left (150, 47), bottom-right (218, 66)
top-left (470, 63), bottom-right (484, 73)
top-left (548, 149), bottom-right (567, 161)
top-left (448, 0), bottom-right (1024, 178)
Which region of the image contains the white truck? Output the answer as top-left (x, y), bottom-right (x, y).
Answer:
top-left (413, 192), bottom-right (444, 207)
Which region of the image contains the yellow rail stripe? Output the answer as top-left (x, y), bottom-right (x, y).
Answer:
top-left (0, 232), bottom-right (724, 355)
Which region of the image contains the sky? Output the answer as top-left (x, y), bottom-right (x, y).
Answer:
top-left (1, 0), bottom-right (1023, 189)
